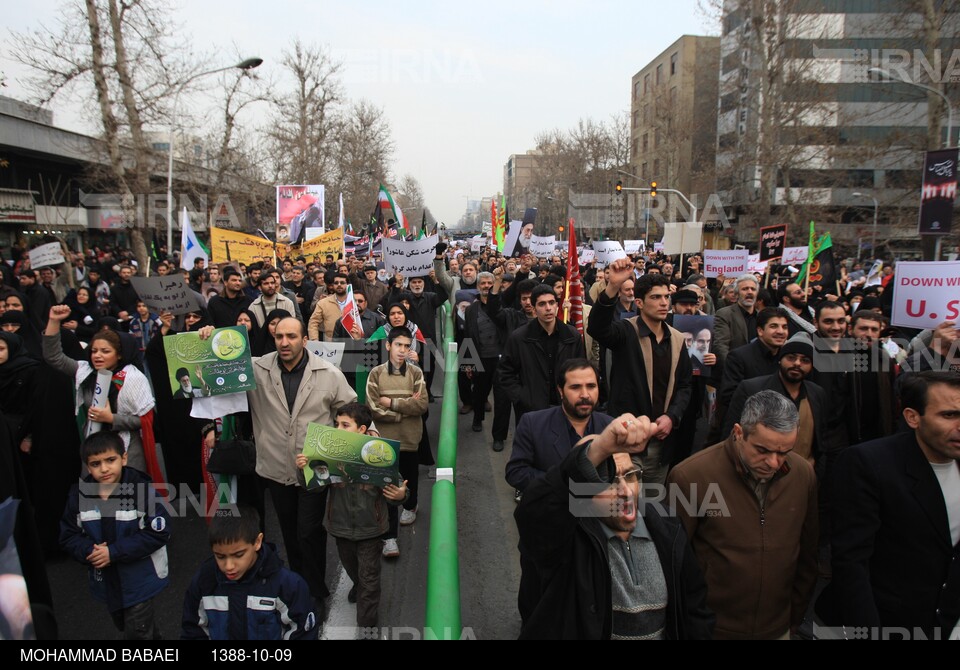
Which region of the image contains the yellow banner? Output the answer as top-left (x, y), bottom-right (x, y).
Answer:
top-left (210, 228), bottom-right (276, 265)
top-left (300, 228), bottom-right (344, 260)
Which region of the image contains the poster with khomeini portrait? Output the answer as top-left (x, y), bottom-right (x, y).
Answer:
top-left (918, 148), bottom-right (957, 236)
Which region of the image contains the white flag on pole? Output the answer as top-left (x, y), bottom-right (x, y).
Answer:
top-left (338, 192), bottom-right (346, 230)
top-left (180, 208), bottom-right (209, 270)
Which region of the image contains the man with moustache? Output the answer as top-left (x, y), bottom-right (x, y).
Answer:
top-left (506, 359), bottom-right (614, 624)
top-left (722, 332), bottom-right (827, 464)
top-left (515, 412), bottom-right (714, 639)
top-left (713, 274), bottom-right (760, 374)
top-left (777, 282), bottom-right (816, 336)
top-left (308, 273), bottom-right (351, 341)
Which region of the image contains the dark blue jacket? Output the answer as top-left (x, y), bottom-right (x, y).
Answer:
top-left (181, 543), bottom-right (317, 641)
top-left (505, 405), bottom-right (614, 492)
top-left (59, 466), bottom-right (170, 613)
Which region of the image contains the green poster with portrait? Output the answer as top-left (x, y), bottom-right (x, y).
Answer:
top-left (301, 424), bottom-right (401, 489)
top-left (162, 326), bottom-right (256, 399)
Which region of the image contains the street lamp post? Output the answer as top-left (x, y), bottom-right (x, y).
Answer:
top-left (869, 66), bottom-right (954, 261)
top-left (166, 58), bottom-right (263, 259)
top-left (852, 192), bottom-right (879, 261)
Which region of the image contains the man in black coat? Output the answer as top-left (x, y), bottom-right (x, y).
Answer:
top-left (515, 413), bottom-right (714, 639)
top-left (406, 273), bottom-right (449, 399)
top-left (206, 267), bottom-right (253, 328)
top-left (499, 285), bottom-right (585, 422)
top-left (817, 371), bottom-right (960, 638)
top-left (587, 260), bottom-right (692, 484)
top-left (722, 332), bottom-right (827, 463)
top-left (718, 307), bottom-right (790, 409)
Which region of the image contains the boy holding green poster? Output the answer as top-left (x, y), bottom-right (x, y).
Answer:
top-left (365, 328), bottom-right (428, 558)
top-left (295, 403), bottom-right (407, 636)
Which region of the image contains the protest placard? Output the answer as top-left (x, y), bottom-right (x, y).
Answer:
top-left (305, 341), bottom-right (346, 368)
top-left (662, 222), bottom-right (703, 256)
top-left (703, 250), bottom-right (749, 278)
top-left (28, 242), bottom-right (64, 269)
top-left (470, 237), bottom-right (487, 253)
top-left (163, 326), bottom-right (256, 399)
top-left (130, 277), bottom-right (201, 316)
top-left (592, 241), bottom-right (627, 268)
top-left (624, 240), bottom-right (645, 254)
top-left (530, 235), bottom-right (556, 258)
top-left (760, 224), bottom-right (788, 261)
top-left (211, 227), bottom-right (276, 265)
top-left (653, 242), bottom-right (665, 254)
top-left (277, 185), bottom-right (324, 243)
top-left (301, 424), bottom-right (402, 489)
top-left (383, 235), bottom-right (438, 276)
top-left (301, 228), bottom-right (344, 259)
top-left (782, 246), bottom-right (809, 266)
top-left (747, 254), bottom-right (769, 274)
top-left (580, 249), bottom-right (596, 265)
top-left (890, 261), bottom-right (960, 329)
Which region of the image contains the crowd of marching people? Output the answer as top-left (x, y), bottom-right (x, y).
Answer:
top-left (0, 235), bottom-right (958, 641)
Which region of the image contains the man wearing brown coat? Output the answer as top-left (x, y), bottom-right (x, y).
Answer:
top-left (666, 390), bottom-right (819, 639)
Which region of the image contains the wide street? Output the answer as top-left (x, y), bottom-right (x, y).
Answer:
top-left (45, 370), bottom-right (523, 641)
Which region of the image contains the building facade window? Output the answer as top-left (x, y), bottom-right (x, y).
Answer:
top-left (670, 52), bottom-right (678, 75)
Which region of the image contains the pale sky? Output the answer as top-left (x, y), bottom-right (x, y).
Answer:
top-left (2, 0), bottom-right (713, 226)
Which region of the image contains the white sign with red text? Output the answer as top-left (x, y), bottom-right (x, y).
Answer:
top-left (703, 249), bottom-right (749, 278)
top-left (891, 261), bottom-right (960, 329)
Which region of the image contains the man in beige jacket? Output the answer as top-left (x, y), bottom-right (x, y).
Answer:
top-left (308, 273), bottom-right (350, 340)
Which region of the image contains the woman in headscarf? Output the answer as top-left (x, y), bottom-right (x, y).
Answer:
top-left (144, 306), bottom-right (211, 488)
top-left (43, 305), bottom-right (158, 478)
top-left (1, 294), bottom-right (43, 360)
top-left (62, 286), bottom-right (101, 344)
top-left (0, 332), bottom-right (40, 453)
top-left (252, 308), bottom-right (291, 357)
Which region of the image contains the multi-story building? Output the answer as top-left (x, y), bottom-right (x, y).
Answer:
top-left (503, 151), bottom-right (541, 217)
top-left (716, 0), bottom-right (960, 254)
top-left (630, 35), bottom-right (720, 240)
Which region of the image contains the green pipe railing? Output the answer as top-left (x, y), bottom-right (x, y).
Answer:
top-left (424, 303), bottom-right (463, 640)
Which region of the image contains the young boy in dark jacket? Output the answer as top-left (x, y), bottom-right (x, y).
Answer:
top-left (60, 431), bottom-right (170, 639)
top-left (296, 403), bottom-right (407, 637)
top-left (181, 505), bottom-right (317, 640)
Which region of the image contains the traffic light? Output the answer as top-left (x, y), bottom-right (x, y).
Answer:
top-left (615, 180), bottom-right (623, 194)
top-left (650, 181), bottom-right (658, 198)
top-left (558, 225), bottom-right (565, 234)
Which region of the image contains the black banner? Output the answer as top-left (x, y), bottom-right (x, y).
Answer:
top-left (918, 148), bottom-right (958, 235)
top-left (759, 224), bottom-right (787, 261)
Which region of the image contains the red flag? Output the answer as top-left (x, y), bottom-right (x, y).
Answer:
top-left (565, 218), bottom-right (584, 335)
top-left (339, 285), bottom-right (363, 338)
top-left (491, 200), bottom-right (499, 248)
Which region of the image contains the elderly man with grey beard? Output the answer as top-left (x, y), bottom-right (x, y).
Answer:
top-left (712, 273), bottom-right (759, 374)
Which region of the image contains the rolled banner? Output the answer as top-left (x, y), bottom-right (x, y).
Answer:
top-left (85, 369), bottom-right (113, 436)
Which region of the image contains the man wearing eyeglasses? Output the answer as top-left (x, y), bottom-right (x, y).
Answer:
top-left (515, 413), bottom-right (714, 639)
top-left (308, 273), bottom-right (351, 341)
top-left (667, 390), bottom-right (818, 639)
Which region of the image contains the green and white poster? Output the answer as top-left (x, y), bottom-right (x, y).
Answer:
top-left (162, 326), bottom-right (256, 399)
top-left (302, 424), bottom-right (401, 489)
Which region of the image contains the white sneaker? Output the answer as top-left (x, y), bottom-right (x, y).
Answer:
top-left (382, 538), bottom-right (400, 558)
top-left (399, 508), bottom-right (417, 526)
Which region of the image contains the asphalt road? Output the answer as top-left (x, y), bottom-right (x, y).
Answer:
top-left (43, 369), bottom-right (523, 641)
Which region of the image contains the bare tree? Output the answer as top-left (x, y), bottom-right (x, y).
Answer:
top-left (332, 99), bottom-right (394, 228)
top-left (11, 0), bottom-right (197, 271)
top-left (266, 41), bottom-right (343, 186)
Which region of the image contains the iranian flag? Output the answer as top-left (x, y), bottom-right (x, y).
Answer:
top-left (339, 285), bottom-right (364, 338)
top-left (378, 184), bottom-right (410, 236)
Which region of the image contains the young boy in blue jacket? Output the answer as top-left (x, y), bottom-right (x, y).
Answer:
top-left (60, 431), bottom-right (171, 639)
top-left (181, 505), bottom-right (318, 640)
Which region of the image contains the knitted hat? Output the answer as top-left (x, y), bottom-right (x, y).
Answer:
top-left (778, 331), bottom-right (814, 360)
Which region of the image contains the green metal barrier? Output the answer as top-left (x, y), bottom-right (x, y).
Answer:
top-left (424, 302), bottom-right (463, 640)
